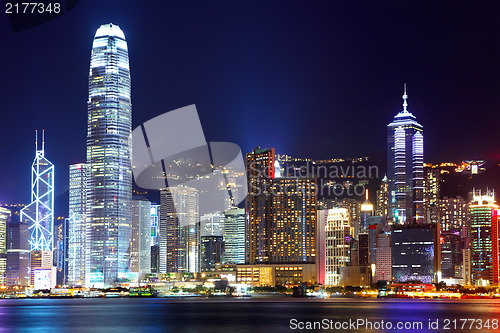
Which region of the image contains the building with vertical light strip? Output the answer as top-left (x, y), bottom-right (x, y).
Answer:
top-left (86, 23), bottom-right (132, 287)
top-left (21, 131), bottom-right (54, 252)
top-left (246, 147), bottom-right (275, 264)
top-left (67, 163), bottom-right (88, 286)
top-left (20, 132), bottom-right (55, 287)
top-left (150, 204), bottom-right (160, 273)
top-left (387, 85), bottom-right (424, 224)
top-left (150, 204), bottom-right (160, 246)
top-left (469, 191), bottom-right (499, 286)
top-left (270, 178), bottom-right (317, 264)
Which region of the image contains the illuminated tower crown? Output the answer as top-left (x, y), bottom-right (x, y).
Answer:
top-left (387, 84), bottom-right (424, 224)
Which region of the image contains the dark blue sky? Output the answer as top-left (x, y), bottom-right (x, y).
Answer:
top-left (0, 0), bottom-right (499, 204)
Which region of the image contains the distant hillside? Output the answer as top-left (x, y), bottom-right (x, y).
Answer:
top-left (441, 163), bottom-right (500, 199)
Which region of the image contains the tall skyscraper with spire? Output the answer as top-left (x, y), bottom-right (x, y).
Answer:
top-left (21, 130), bottom-right (54, 252)
top-left (387, 85), bottom-right (424, 224)
top-left (86, 23), bottom-right (132, 287)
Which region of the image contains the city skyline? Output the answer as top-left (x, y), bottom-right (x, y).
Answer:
top-left (1, 3), bottom-right (500, 331)
top-left (1, 1), bottom-right (500, 205)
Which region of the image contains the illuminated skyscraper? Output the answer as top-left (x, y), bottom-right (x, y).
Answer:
top-left (246, 147), bottom-right (317, 265)
top-left (159, 187), bottom-right (199, 273)
top-left (67, 163), bottom-right (88, 286)
top-left (21, 131), bottom-right (54, 252)
top-left (86, 23), bottom-right (132, 287)
top-left (387, 85), bottom-right (424, 224)
top-left (469, 191), bottom-right (499, 285)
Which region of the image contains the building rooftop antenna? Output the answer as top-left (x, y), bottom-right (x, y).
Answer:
top-left (402, 83), bottom-right (408, 112)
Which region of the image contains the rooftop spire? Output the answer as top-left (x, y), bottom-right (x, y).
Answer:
top-left (42, 129), bottom-right (45, 153)
top-left (402, 83), bottom-right (408, 112)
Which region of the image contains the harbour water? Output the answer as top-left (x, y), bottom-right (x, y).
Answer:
top-left (0, 298), bottom-right (499, 332)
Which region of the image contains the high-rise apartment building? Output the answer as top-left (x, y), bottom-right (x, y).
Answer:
top-left (159, 187), bottom-right (199, 273)
top-left (469, 191), bottom-right (499, 285)
top-left (67, 163), bottom-right (88, 286)
top-left (246, 147), bottom-right (317, 265)
top-left (423, 168), bottom-right (440, 224)
top-left (246, 147), bottom-right (275, 264)
top-left (130, 198), bottom-right (152, 273)
top-left (387, 85), bottom-right (424, 224)
top-left (86, 24), bottom-right (132, 287)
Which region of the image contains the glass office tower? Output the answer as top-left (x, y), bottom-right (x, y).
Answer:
top-left (387, 85), bottom-right (424, 224)
top-left (86, 23), bottom-right (132, 287)
top-left (67, 163), bottom-right (88, 286)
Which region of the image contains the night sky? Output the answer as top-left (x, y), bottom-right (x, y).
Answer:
top-left (0, 0), bottom-right (499, 205)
